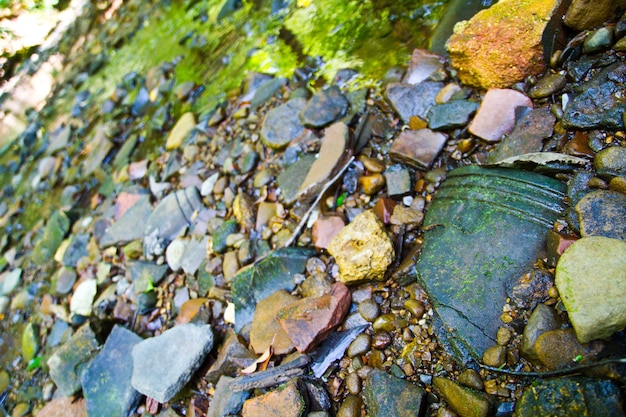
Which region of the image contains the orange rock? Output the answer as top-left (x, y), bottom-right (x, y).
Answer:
top-left (446, 0), bottom-right (561, 89)
top-left (36, 397), bottom-right (87, 417)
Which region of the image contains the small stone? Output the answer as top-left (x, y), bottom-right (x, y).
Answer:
top-left (403, 49), bottom-right (446, 85)
top-left (233, 192), bottom-right (256, 232)
top-left (261, 98), bottom-right (307, 150)
top-left (358, 299), bottom-right (380, 322)
top-left (312, 216), bottom-right (345, 250)
top-left (496, 327), bottom-right (512, 346)
top-left (278, 282), bottom-right (352, 352)
top-left (384, 165), bottom-right (412, 197)
top-left (347, 334), bottom-right (372, 357)
top-left (390, 205), bottom-right (424, 228)
top-left (166, 112), bottom-right (196, 150)
top-left (212, 219), bottom-right (238, 254)
top-left (594, 146), bottom-right (626, 178)
top-left (345, 372), bottom-right (361, 395)
top-left (277, 154), bottom-right (316, 206)
top-left (70, 279), bottom-right (97, 317)
top-left (300, 86), bottom-right (349, 128)
top-left (458, 369), bottom-right (484, 391)
top-left (528, 72), bottom-right (567, 99)
top-left (372, 331), bottom-right (392, 350)
top-left (327, 210), bottom-right (395, 284)
top-left (404, 299), bottom-right (425, 318)
top-left (205, 331), bottom-right (257, 384)
top-left (385, 82), bottom-right (444, 123)
top-left (166, 238), bottom-right (188, 271)
top-left (373, 197), bottom-right (396, 225)
top-left (482, 345), bottom-right (506, 367)
top-left (359, 156), bottom-right (385, 173)
top-left (21, 322), bottom-right (40, 363)
top-left (337, 395), bottom-right (363, 417)
top-left (363, 369), bottom-right (426, 417)
top-left (1, 268), bottom-right (21, 295)
top-left (241, 379), bottom-right (308, 417)
top-left (555, 236), bottom-right (626, 343)
top-left (250, 290), bottom-right (298, 355)
top-left (223, 251), bottom-right (240, 283)
top-left (433, 377), bottom-right (492, 417)
top-left (359, 173), bottom-right (386, 195)
top-left (609, 176), bottom-right (626, 194)
top-left (583, 26), bottom-right (614, 54)
top-left (35, 397), bottom-right (87, 417)
top-left (208, 376), bottom-right (250, 417)
top-left (469, 89), bottom-right (533, 142)
top-left (389, 129), bottom-right (448, 170)
top-left (132, 323), bottom-right (214, 403)
top-left (436, 83), bottom-right (462, 104)
top-left (521, 303), bottom-right (560, 362)
top-left (576, 190), bottom-right (626, 240)
top-left (428, 100), bottom-right (479, 130)
top-left (534, 328), bottom-right (601, 370)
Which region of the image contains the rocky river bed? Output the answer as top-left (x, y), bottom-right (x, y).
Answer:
top-left (1, 0), bottom-right (626, 416)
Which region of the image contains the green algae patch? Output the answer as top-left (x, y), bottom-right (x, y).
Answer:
top-left (31, 210), bottom-right (70, 265)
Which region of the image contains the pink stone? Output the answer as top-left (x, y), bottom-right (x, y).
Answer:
top-left (114, 191), bottom-right (143, 220)
top-left (128, 160), bottom-right (148, 180)
top-left (37, 397), bottom-right (87, 417)
top-left (403, 49), bottom-right (446, 85)
top-left (469, 89), bottom-right (533, 143)
top-left (312, 216), bottom-right (345, 250)
top-left (277, 282), bottom-right (352, 353)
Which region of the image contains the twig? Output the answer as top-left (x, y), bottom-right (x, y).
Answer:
top-left (480, 358), bottom-right (626, 378)
top-left (228, 354), bottom-right (311, 391)
top-left (282, 156), bottom-right (355, 248)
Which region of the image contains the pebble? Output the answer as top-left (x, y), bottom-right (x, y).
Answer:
top-left (371, 331), bottom-right (392, 350)
top-left (482, 345), bottom-right (506, 367)
top-left (358, 299), bottom-right (380, 322)
top-left (576, 190), bottom-right (626, 240)
top-left (528, 72), bottom-right (567, 99)
top-left (359, 173), bottom-right (386, 194)
top-left (384, 165), bottom-right (412, 197)
top-left (389, 129), bottom-right (448, 170)
top-left (458, 369), bottom-right (484, 391)
top-left (583, 26), bottom-right (614, 54)
top-left (336, 395), bottom-right (363, 417)
top-left (166, 112), bottom-right (196, 150)
top-left (347, 334), bottom-right (371, 358)
top-left (404, 299), bottom-right (425, 318)
top-left (594, 146), bottom-right (626, 178)
top-left (345, 372), bottom-right (361, 395)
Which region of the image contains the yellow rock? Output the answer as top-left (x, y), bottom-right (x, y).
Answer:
top-left (166, 112), bottom-right (196, 150)
top-left (327, 210), bottom-right (394, 284)
top-left (446, 0), bottom-right (560, 89)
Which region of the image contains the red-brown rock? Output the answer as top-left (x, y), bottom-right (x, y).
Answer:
top-left (249, 290), bottom-right (298, 355)
top-left (242, 379), bottom-right (308, 417)
top-left (36, 397), bottom-right (87, 417)
top-left (277, 283), bottom-right (352, 353)
top-left (312, 216), bottom-right (345, 250)
top-left (469, 89), bottom-right (532, 143)
top-left (373, 197), bottom-right (397, 225)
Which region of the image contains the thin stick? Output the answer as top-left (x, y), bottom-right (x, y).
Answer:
top-left (481, 358), bottom-right (626, 378)
top-left (228, 354), bottom-right (311, 391)
top-left (283, 156), bottom-right (355, 248)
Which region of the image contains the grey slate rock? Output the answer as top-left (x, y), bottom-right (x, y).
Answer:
top-left (62, 233), bottom-right (90, 267)
top-left (180, 236), bottom-right (210, 274)
top-left (144, 186), bottom-right (203, 242)
top-left (250, 77), bottom-right (287, 110)
top-left (566, 171), bottom-right (594, 232)
top-left (427, 100), bottom-right (479, 130)
top-left (277, 154), bottom-right (316, 207)
top-left (207, 376), bottom-right (250, 417)
top-left (100, 195), bottom-right (152, 248)
top-left (261, 98), bottom-right (307, 150)
top-left (515, 377), bottom-right (625, 417)
top-left (81, 325), bottom-right (143, 417)
top-left (562, 62), bottom-right (626, 130)
top-left (385, 81), bottom-right (444, 123)
top-left (127, 261), bottom-right (169, 294)
top-left (48, 324), bottom-right (100, 396)
top-left (232, 247), bottom-right (315, 333)
top-left (300, 86), bottom-right (349, 128)
top-left (363, 369), bottom-right (426, 417)
top-left (131, 323), bottom-right (214, 403)
top-left (576, 190), bottom-right (626, 240)
top-left (384, 164), bottom-right (412, 197)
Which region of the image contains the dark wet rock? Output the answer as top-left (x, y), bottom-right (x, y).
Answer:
top-left (363, 369), bottom-right (426, 417)
top-left (528, 72), bottom-right (567, 99)
top-left (428, 100), bottom-right (479, 130)
top-left (208, 376), bottom-right (251, 417)
top-left (212, 219), bottom-right (238, 255)
top-left (250, 289), bottom-right (297, 355)
top-left (403, 49), bottom-right (446, 85)
top-left (231, 247), bottom-right (314, 333)
top-left (205, 330), bottom-right (257, 384)
top-left (83, 125), bottom-right (114, 176)
top-left (144, 186), bottom-right (203, 243)
top-left (137, 290), bottom-right (158, 315)
top-left (416, 166), bottom-right (566, 362)
top-left (515, 377), bottom-right (625, 416)
top-left (241, 378), bottom-right (308, 417)
top-left (100, 195), bottom-right (152, 248)
top-left (61, 233), bottom-right (90, 267)
top-left (32, 211), bottom-right (70, 265)
top-left (594, 146), bottom-right (626, 178)
top-left (565, 0), bottom-right (626, 31)
top-left (300, 86), bottom-right (349, 128)
top-left (51, 266), bottom-right (77, 295)
top-left (327, 210), bottom-right (394, 285)
top-left (297, 123), bottom-right (348, 201)
top-left (384, 164), bottom-right (412, 197)
top-left (562, 62), bottom-right (626, 130)
top-left (81, 325), bottom-right (142, 417)
top-left (48, 324), bottom-right (100, 396)
top-left (521, 303), bottom-right (560, 363)
top-left (261, 98), bottom-right (307, 150)
top-left (180, 236), bottom-right (209, 274)
top-left (250, 77), bottom-right (287, 110)
top-left (488, 108), bottom-right (556, 162)
top-left (385, 82), bottom-right (443, 123)
top-left (566, 171), bottom-right (593, 231)
top-left (433, 377), bottom-right (492, 417)
top-left (277, 282), bottom-right (351, 353)
top-left (534, 328), bottom-right (601, 369)
top-left (576, 190), bottom-right (626, 240)
top-left (36, 397), bottom-right (87, 417)
top-left (555, 236), bottom-right (626, 343)
top-left (389, 129), bottom-right (448, 170)
top-left (132, 323), bottom-right (214, 403)
top-left (337, 395), bottom-right (363, 417)
top-left (277, 154), bottom-right (316, 207)
top-left (469, 88), bottom-right (533, 143)
top-left (127, 260), bottom-right (169, 294)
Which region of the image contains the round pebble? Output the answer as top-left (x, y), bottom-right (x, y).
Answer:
top-left (458, 369), bottom-right (484, 390)
top-left (483, 345), bottom-right (507, 367)
top-left (359, 156), bottom-right (385, 173)
top-left (609, 176), bottom-right (626, 194)
top-left (0, 370), bottom-right (9, 392)
top-left (345, 372), bottom-right (361, 395)
top-left (358, 299), bottom-right (379, 322)
top-left (496, 327), bottom-right (512, 345)
top-left (348, 334), bottom-right (371, 358)
top-left (404, 299), bottom-right (425, 318)
top-left (373, 313), bottom-right (396, 332)
top-left (11, 403), bottom-right (29, 417)
top-left (359, 173), bottom-right (385, 195)
top-left (372, 331), bottom-right (392, 350)
top-left (337, 395), bottom-right (362, 417)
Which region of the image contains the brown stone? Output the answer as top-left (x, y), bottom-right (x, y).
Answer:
top-left (177, 298), bottom-right (210, 324)
top-left (389, 128), bottom-right (448, 170)
top-left (373, 197), bottom-right (397, 225)
top-left (469, 89), bottom-right (533, 143)
top-left (534, 329), bottom-right (602, 370)
top-left (446, 0), bottom-right (560, 89)
top-left (249, 290), bottom-right (298, 355)
top-left (242, 379), bottom-right (308, 417)
top-left (389, 205), bottom-right (424, 228)
top-left (37, 397), bottom-right (87, 417)
top-left (312, 216), bottom-right (345, 250)
top-left (277, 283), bottom-right (352, 353)
top-left (564, 0), bottom-right (626, 31)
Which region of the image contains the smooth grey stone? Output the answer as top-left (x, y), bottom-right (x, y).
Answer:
top-left (385, 81), bottom-right (444, 123)
top-left (363, 369), bottom-right (426, 417)
top-left (81, 325), bottom-right (142, 417)
top-left (100, 195), bottom-right (153, 248)
top-left (261, 98), bottom-right (307, 150)
top-left (300, 86), bottom-right (349, 128)
top-left (384, 164), bottom-right (412, 197)
top-left (428, 100), bottom-right (479, 130)
top-left (144, 186), bottom-right (203, 242)
top-left (277, 154), bottom-right (316, 207)
top-left (62, 233), bottom-right (90, 267)
top-left (127, 260), bottom-right (169, 294)
top-left (132, 323), bottom-right (214, 403)
top-left (207, 376), bottom-right (250, 417)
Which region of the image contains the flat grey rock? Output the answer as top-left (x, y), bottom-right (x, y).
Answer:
top-left (100, 195), bottom-right (153, 248)
top-left (576, 190), bottom-right (626, 240)
top-left (131, 323), bottom-right (214, 403)
top-left (261, 98), bottom-right (307, 150)
top-left (385, 81), bottom-right (443, 123)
